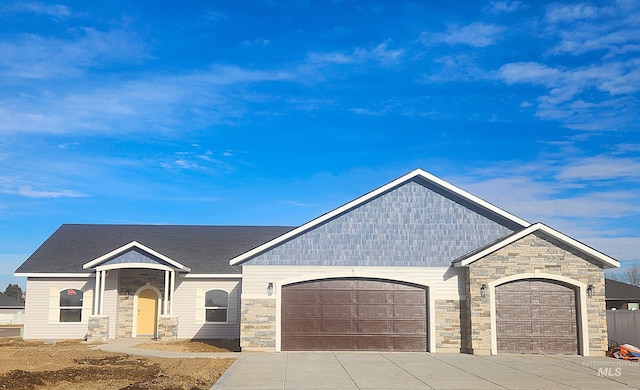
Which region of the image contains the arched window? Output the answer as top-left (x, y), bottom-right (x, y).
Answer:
top-left (60, 289), bottom-right (83, 322)
top-left (205, 289), bottom-right (228, 323)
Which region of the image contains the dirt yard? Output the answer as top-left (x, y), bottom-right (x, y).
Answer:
top-left (0, 338), bottom-right (236, 390)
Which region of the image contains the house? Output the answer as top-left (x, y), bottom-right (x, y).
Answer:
top-left (0, 292), bottom-right (25, 325)
top-left (15, 169), bottom-right (619, 356)
top-left (606, 279), bottom-right (640, 310)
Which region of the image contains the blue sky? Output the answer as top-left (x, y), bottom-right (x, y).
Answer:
top-left (1, 0), bottom-right (639, 290)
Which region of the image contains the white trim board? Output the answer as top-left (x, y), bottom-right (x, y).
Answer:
top-left (15, 273), bottom-right (92, 278)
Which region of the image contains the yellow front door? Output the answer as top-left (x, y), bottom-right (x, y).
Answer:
top-left (136, 289), bottom-right (158, 336)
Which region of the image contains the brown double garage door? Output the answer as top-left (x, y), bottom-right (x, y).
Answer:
top-left (281, 278), bottom-right (427, 351)
top-left (496, 279), bottom-right (579, 354)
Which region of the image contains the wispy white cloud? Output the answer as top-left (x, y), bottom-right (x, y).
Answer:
top-left (0, 64), bottom-right (296, 134)
top-left (498, 59), bottom-right (640, 130)
top-left (555, 156), bottom-right (640, 181)
top-left (1, 185), bottom-right (87, 198)
top-left (0, 28), bottom-right (150, 81)
top-left (421, 22), bottom-right (505, 48)
top-left (243, 38), bottom-right (270, 46)
top-left (424, 54), bottom-right (489, 82)
top-left (306, 42), bottom-right (403, 66)
top-left (544, 3), bottom-right (602, 23)
top-left (284, 200), bottom-right (318, 207)
top-left (451, 152), bottom-right (640, 261)
top-left (0, 2), bottom-right (70, 19)
top-left (544, 2), bottom-right (640, 57)
top-left (484, 1), bottom-right (526, 14)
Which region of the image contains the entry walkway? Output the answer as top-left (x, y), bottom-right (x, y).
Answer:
top-left (212, 352), bottom-right (640, 390)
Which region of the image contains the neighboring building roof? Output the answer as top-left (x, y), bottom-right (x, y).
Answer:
top-left (231, 169), bottom-right (530, 266)
top-left (452, 223), bottom-right (620, 269)
top-left (15, 224), bottom-right (294, 276)
top-left (0, 292), bottom-right (24, 308)
top-left (606, 279), bottom-right (640, 300)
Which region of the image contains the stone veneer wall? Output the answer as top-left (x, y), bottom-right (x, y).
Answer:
top-left (117, 269), bottom-right (166, 338)
top-left (434, 299), bottom-right (470, 353)
top-left (87, 315), bottom-right (109, 343)
top-left (468, 231), bottom-right (607, 355)
top-left (157, 316), bottom-right (178, 342)
top-left (241, 298), bottom-right (276, 352)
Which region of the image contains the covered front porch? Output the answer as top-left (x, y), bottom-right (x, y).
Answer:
top-left (83, 241), bottom-right (190, 342)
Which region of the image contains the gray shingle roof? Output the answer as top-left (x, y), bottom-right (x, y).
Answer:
top-left (15, 224), bottom-right (295, 275)
top-left (606, 279), bottom-right (640, 300)
top-left (0, 292), bottom-right (24, 308)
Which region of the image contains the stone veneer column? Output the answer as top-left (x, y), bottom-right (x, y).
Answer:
top-left (87, 315), bottom-right (109, 343)
top-left (157, 316), bottom-right (178, 342)
top-left (434, 299), bottom-right (470, 353)
top-left (467, 231), bottom-right (607, 356)
top-left (240, 298), bottom-right (276, 352)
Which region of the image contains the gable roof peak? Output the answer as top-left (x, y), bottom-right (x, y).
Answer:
top-left (453, 222), bottom-right (620, 269)
top-left (83, 240), bottom-right (191, 272)
top-left (230, 168), bottom-right (530, 266)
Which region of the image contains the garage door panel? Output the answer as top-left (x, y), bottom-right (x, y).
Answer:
top-left (356, 280), bottom-right (390, 290)
top-left (322, 305), bottom-right (356, 318)
top-left (394, 305), bottom-right (426, 318)
top-left (497, 291), bottom-right (531, 304)
top-left (498, 338), bottom-right (533, 351)
top-left (321, 290), bottom-right (354, 304)
top-left (498, 321), bottom-right (533, 336)
top-left (321, 319), bottom-right (355, 333)
top-left (540, 292), bottom-right (574, 306)
top-left (356, 335), bottom-right (391, 350)
top-left (283, 336), bottom-right (316, 350)
top-left (282, 278), bottom-right (427, 351)
top-left (540, 323), bottom-right (575, 336)
top-left (393, 290), bottom-right (425, 304)
top-left (283, 319), bottom-right (320, 332)
top-left (284, 290), bottom-right (319, 304)
top-left (394, 319), bottom-right (426, 333)
top-left (496, 279), bottom-right (578, 354)
top-left (283, 304), bottom-right (320, 317)
top-left (357, 320), bottom-right (391, 333)
top-left (320, 280), bottom-right (353, 289)
top-left (496, 305), bottom-right (531, 320)
top-left (320, 336), bottom-right (356, 350)
top-left (358, 304), bottom-right (392, 318)
top-left (393, 337), bottom-right (427, 351)
top-left (357, 290), bottom-right (391, 304)
top-left (543, 307), bottom-right (575, 321)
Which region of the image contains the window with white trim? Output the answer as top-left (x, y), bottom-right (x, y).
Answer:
top-left (205, 289), bottom-right (228, 323)
top-left (59, 289), bottom-right (83, 322)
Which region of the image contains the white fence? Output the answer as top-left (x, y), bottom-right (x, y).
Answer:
top-left (0, 311), bottom-right (24, 325)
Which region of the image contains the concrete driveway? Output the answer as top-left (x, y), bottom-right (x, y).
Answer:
top-left (213, 352), bottom-right (640, 390)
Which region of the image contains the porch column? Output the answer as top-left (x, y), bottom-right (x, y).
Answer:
top-left (99, 270), bottom-right (106, 315)
top-left (164, 270), bottom-right (170, 315)
top-left (170, 270), bottom-right (176, 315)
top-left (94, 271), bottom-right (101, 315)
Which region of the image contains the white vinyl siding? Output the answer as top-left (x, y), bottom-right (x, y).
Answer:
top-left (173, 278), bottom-right (241, 339)
top-left (241, 265), bottom-right (465, 300)
top-left (25, 278), bottom-right (94, 340)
